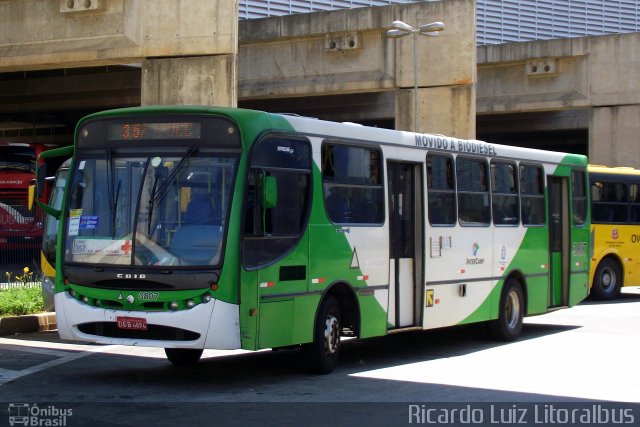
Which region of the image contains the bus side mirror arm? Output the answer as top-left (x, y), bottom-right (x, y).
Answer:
top-left (36, 199), bottom-right (61, 219)
top-left (262, 175), bottom-right (278, 210)
top-left (259, 173), bottom-right (277, 235)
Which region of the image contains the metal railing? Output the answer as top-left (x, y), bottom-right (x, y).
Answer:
top-left (0, 202), bottom-right (43, 282)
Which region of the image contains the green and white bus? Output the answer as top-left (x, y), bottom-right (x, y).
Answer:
top-left (36, 106), bottom-right (590, 373)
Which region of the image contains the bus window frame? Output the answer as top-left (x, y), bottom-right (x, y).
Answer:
top-left (571, 168), bottom-right (588, 227)
top-left (490, 159), bottom-right (520, 227)
top-left (320, 141), bottom-right (385, 227)
top-left (590, 177), bottom-right (629, 224)
top-left (426, 152), bottom-right (457, 227)
top-left (456, 155), bottom-right (491, 227)
top-left (242, 133), bottom-right (313, 270)
top-left (519, 162), bottom-right (546, 227)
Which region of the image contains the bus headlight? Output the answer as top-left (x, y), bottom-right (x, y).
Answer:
top-left (186, 299), bottom-right (195, 308)
top-left (169, 301), bottom-right (179, 310)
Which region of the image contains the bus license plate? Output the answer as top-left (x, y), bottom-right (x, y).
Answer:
top-left (116, 316), bottom-right (147, 331)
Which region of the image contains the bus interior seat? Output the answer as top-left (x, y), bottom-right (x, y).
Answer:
top-left (183, 195), bottom-right (216, 224)
top-left (352, 199), bottom-right (377, 223)
top-left (325, 190), bottom-right (349, 223)
top-left (169, 195), bottom-right (220, 265)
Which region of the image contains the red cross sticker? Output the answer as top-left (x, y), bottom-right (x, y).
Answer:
top-left (120, 240), bottom-right (132, 255)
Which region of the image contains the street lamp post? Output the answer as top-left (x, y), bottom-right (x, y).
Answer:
top-left (386, 20), bottom-right (445, 133)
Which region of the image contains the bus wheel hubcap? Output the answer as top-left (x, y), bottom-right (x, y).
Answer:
top-left (601, 269), bottom-right (615, 291)
top-left (324, 315), bottom-right (340, 355)
top-left (506, 291), bottom-right (520, 329)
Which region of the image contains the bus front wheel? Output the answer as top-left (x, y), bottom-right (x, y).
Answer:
top-left (489, 278), bottom-right (524, 341)
top-left (165, 348), bottom-right (203, 365)
top-left (303, 296), bottom-right (342, 374)
top-left (592, 258), bottom-right (622, 300)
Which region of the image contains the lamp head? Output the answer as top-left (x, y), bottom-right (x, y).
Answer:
top-left (419, 22), bottom-right (445, 35)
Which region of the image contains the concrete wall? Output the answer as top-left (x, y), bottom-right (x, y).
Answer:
top-left (590, 34), bottom-right (640, 167)
top-left (142, 56), bottom-right (236, 107)
top-left (0, 0), bottom-right (237, 106)
top-left (478, 32), bottom-right (640, 166)
top-left (239, 0), bottom-right (477, 138)
top-left (2, 0), bottom-right (638, 164)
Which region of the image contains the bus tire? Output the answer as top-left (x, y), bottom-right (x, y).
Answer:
top-left (303, 296), bottom-right (341, 374)
top-left (164, 348), bottom-right (203, 365)
top-left (592, 258), bottom-right (622, 300)
top-left (489, 278), bottom-right (524, 341)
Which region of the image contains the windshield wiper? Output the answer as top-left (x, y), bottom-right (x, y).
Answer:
top-left (147, 147), bottom-right (197, 234)
top-left (111, 179), bottom-right (121, 238)
top-left (106, 150), bottom-right (120, 238)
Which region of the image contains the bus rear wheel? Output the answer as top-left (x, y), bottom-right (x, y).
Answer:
top-left (489, 278), bottom-right (524, 341)
top-left (165, 348), bottom-right (203, 365)
top-left (303, 296), bottom-right (342, 374)
top-left (592, 258), bottom-right (622, 300)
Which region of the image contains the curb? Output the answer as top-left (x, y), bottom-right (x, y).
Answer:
top-left (0, 312), bottom-right (57, 336)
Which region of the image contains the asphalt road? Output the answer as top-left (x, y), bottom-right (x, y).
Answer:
top-left (1, 289), bottom-right (639, 426)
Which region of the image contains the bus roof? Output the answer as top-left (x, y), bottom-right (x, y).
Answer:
top-left (78, 106), bottom-right (588, 166)
top-left (588, 164), bottom-right (640, 176)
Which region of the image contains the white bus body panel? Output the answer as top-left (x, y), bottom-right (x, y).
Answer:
top-left (55, 292), bottom-right (241, 349)
top-left (422, 226), bottom-right (528, 329)
top-left (338, 225), bottom-right (390, 309)
top-left (423, 229), bottom-right (493, 329)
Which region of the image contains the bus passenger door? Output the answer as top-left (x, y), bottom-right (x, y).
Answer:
top-left (387, 162), bottom-right (424, 329)
top-left (548, 176), bottom-right (570, 307)
top-left (241, 136), bottom-right (313, 350)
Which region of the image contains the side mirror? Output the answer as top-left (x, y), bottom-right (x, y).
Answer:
top-left (262, 174), bottom-right (278, 209)
top-left (28, 182), bottom-right (36, 210)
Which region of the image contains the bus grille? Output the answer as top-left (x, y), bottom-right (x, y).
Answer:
top-left (77, 322), bottom-right (200, 341)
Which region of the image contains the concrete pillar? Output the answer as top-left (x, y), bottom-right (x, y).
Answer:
top-left (590, 105), bottom-right (640, 168)
top-left (141, 55), bottom-right (236, 107)
top-left (390, 0), bottom-right (476, 138)
top-left (395, 85), bottom-right (476, 139)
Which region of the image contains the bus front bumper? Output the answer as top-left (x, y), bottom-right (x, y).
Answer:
top-left (54, 292), bottom-right (241, 350)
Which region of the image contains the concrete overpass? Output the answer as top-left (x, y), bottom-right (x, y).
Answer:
top-left (1, 0), bottom-right (639, 166)
top-left (477, 32), bottom-right (640, 164)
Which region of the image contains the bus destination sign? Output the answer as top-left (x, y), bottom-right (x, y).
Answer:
top-left (107, 122), bottom-right (201, 141)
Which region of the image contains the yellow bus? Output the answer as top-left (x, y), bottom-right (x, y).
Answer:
top-left (589, 164), bottom-right (640, 299)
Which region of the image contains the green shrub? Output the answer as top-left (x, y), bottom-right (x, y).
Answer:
top-left (0, 285), bottom-right (44, 317)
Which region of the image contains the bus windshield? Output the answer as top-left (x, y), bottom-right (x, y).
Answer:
top-left (42, 163), bottom-right (69, 264)
top-left (0, 145), bottom-right (36, 173)
top-left (64, 150), bottom-right (237, 267)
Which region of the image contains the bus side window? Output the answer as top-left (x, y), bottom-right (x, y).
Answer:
top-left (457, 156), bottom-right (490, 226)
top-left (491, 160), bottom-right (519, 226)
top-left (592, 180), bottom-right (627, 223)
top-left (427, 154), bottom-right (456, 226)
top-left (520, 164), bottom-right (545, 226)
top-left (630, 183), bottom-right (640, 224)
top-left (571, 170), bottom-right (587, 225)
top-left (243, 136), bottom-right (312, 269)
top-left (321, 143), bottom-right (384, 225)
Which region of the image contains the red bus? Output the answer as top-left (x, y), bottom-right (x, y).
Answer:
top-left (0, 143), bottom-right (46, 252)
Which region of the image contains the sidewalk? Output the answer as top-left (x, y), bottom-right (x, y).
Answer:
top-left (0, 312), bottom-right (56, 336)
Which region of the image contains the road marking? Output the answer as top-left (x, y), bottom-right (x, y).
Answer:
top-left (0, 343), bottom-right (73, 358)
top-left (0, 338), bottom-right (120, 386)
